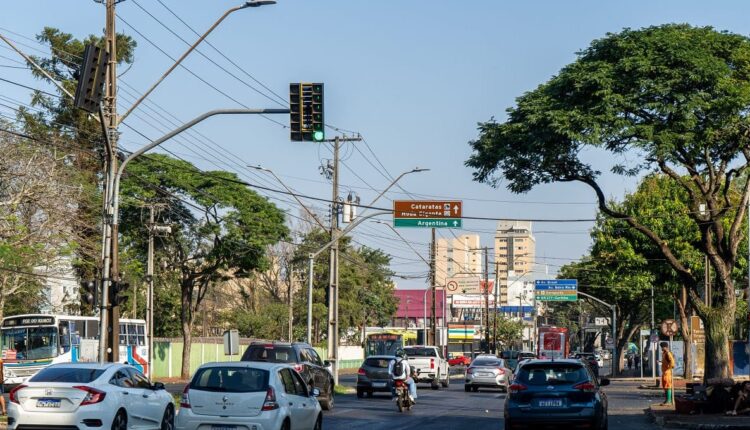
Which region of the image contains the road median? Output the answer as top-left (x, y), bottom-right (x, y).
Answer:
top-left (647, 404), bottom-right (750, 429)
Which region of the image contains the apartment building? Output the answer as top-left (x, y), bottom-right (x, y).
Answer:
top-left (495, 220), bottom-right (535, 306)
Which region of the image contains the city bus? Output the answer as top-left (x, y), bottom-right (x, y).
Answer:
top-left (365, 329), bottom-right (418, 357)
top-left (1, 314), bottom-right (148, 383)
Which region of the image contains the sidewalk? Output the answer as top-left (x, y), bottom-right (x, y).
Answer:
top-left (648, 403), bottom-right (750, 429)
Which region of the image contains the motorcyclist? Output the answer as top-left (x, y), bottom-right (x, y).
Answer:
top-left (392, 348), bottom-right (417, 403)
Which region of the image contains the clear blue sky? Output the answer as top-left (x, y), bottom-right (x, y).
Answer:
top-left (2, 0), bottom-right (749, 289)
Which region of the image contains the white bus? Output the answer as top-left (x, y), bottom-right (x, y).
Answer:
top-left (1, 314), bottom-right (148, 384)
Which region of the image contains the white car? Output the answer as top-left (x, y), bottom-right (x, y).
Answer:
top-left (176, 361), bottom-right (323, 430)
top-left (8, 362), bottom-right (174, 430)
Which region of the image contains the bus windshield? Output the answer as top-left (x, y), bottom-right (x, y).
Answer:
top-left (2, 326), bottom-right (58, 360)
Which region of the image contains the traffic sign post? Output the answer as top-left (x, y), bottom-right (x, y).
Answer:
top-left (393, 200), bottom-right (462, 228)
top-left (534, 279), bottom-right (578, 301)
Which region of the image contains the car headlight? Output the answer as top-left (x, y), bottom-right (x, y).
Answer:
top-left (4, 367), bottom-right (15, 379)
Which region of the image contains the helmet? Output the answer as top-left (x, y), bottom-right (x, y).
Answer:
top-left (395, 348), bottom-right (406, 359)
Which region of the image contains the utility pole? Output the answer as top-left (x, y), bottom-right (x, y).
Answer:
top-left (288, 265), bottom-right (294, 342)
top-left (324, 134), bottom-right (362, 385)
top-left (493, 261), bottom-right (499, 353)
top-left (430, 228), bottom-right (436, 345)
top-left (146, 204), bottom-right (170, 380)
top-left (484, 247), bottom-right (490, 353)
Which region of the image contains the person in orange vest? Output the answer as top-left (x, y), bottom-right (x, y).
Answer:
top-left (660, 342), bottom-right (675, 405)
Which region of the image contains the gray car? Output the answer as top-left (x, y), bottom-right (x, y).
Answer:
top-left (356, 355), bottom-right (396, 398)
top-left (464, 356), bottom-right (513, 392)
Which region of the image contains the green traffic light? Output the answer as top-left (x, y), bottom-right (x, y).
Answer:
top-left (313, 130), bottom-right (325, 141)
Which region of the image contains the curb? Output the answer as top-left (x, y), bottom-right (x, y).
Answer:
top-left (646, 407), bottom-right (750, 430)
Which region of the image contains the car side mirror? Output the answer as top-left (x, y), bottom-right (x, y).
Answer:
top-left (311, 388), bottom-right (321, 397)
top-left (599, 378), bottom-right (610, 386)
top-left (323, 360), bottom-right (332, 367)
top-left (152, 382), bottom-right (166, 390)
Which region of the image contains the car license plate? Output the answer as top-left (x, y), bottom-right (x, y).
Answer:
top-left (538, 399), bottom-right (563, 408)
top-left (477, 372), bottom-right (491, 377)
top-left (211, 426), bottom-right (237, 430)
top-left (373, 382), bottom-right (387, 388)
top-left (36, 398), bottom-right (61, 408)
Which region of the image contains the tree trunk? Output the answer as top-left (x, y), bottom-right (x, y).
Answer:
top-left (703, 306), bottom-right (735, 380)
top-left (180, 280), bottom-right (193, 380)
top-left (676, 286), bottom-right (693, 380)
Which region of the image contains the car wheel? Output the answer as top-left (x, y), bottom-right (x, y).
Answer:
top-left (504, 418), bottom-right (512, 430)
top-left (280, 418), bottom-right (291, 430)
top-left (319, 382), bottom-right (334, 410)
top-left (356, 389), bottom-right (364, 399)
top-left (111, 410), bottom-right (127, 430)
top-left (472, 386), bottom-right (479, 392)
top-left (160, 405), bottom-right (175, 430)
top-left (431, 372), bottom-right (440, 390)
top-left (314, 414), bottom-right (323, 430)
top-left (464, 384), bottom-right (471, 392)
top-left (442, 373), bottom-right (450, 388)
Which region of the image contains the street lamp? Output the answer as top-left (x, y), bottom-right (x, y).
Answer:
top-left (307, 167), bottom-right (428, 385)
top-left (118, 0), bottom-right (276, 124)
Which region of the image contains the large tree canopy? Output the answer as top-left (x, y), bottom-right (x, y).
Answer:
top-left (467, 24), bottom-right (750, 378)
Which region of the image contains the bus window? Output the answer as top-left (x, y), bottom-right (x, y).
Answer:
top-left (136, 324), bottom-right (145, 346)
top-left (86, 320), bottom-right (99, 339)
top-left (119, 323), bottom-right (128, 345)
top-left (58, 321), bottom-right (71, 353)
top-left (127, 324), bottom-right (138, 345)
top-left (2, 328), bottom-right (26, 358)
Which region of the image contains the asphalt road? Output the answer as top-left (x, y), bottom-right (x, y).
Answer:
top-left (321, 376), bottom-right (660, 430)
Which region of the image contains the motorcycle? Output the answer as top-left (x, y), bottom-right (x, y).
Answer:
top-left (394, 379), bottom-right (414, 412)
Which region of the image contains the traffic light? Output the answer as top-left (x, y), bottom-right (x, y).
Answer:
top-left (80, 280), bottom-right (97, 307)
top-left (289, 83), bottom-right (324, 142)
top-left (74, 44), bottom-right (109, 113)
top-left (311, 83), bottom-right (324, 142)
top-left (110, 281), bottom-right (131, 307)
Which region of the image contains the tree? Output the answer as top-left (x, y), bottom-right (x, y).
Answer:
top-left (467, 24), bottom-right (750, 379)
top-left (0, 125), bottom-right (82, 319)
top-left (120, 154), bottom-right (288, 378)
top-left (492, 316), bottom-right (525, 350)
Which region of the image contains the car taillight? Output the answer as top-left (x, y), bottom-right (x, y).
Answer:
top-left (180, 384), bottom-right (191, 409)
top-left (293, 364), bottom-right (304, 373)
top-left (509, 383), bottom-right (528, 393)
top-left (73, 386), bottom-right (106, 406)
top-left (9, 384), bottom-right (26, 404)
top-left (262, 387), bottom-right (279, 411)
top-left (430, 359), bottom-right (435, 369)
top-left (357, 368), bottom-right (366, 376)
top-left (497, 367), bottom-right (505, 374)
top-left (573, 382), bottom-right (596, 393)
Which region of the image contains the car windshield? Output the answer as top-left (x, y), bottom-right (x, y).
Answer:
top-left (191, 367), bottom-right (269, 393)
top-left (405, 348), bottom-right (436, 357)
top-left (30, 367), bottom-right (105, 383)
top-left (516, 364), bottom-right (588, 386)
top-left (364, 358), bottom-right (393, 368)
top-left (242, 346), bottom-right (295, 363)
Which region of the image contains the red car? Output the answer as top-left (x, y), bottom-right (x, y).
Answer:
top-left (449, 355), bottom-right (471, 366)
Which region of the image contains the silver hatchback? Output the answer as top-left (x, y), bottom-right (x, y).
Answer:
top-left (465, 356), bottom-right (513, 392)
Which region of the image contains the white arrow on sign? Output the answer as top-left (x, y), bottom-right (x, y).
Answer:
top-left (452, 220), bottom-right (459, 226)
top-left (453, 205), bottom-right (459, 215)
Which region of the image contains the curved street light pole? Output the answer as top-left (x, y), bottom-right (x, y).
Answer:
top-left (100, 108), bottom-right (287, 362)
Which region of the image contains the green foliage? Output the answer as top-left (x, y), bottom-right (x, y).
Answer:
top-left (492, 316), bottom-right (525, 349)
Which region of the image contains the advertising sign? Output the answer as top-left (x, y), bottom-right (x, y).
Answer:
top-left (451, 294), bottom-right (496, 309)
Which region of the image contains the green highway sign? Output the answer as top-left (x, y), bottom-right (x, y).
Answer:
top-left (534, 279), bottom-right (578, 302)
top-left (393, 218), bottom-right (462, 228)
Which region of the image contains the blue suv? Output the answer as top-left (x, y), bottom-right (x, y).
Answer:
top-left (504, 359), bottom-right (609, 430)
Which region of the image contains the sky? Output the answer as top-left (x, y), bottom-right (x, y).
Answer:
top-left (2, 0), bottom-right (749, 290)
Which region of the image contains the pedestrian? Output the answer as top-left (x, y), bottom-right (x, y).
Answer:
top-left (659, 342), bottom-right (675, 405)
top-left (0, 354), bottom-right (6, 416)
top-left (627, 354), bottom-right (633, 370)
top-left (727, 382), bottom-right (750, 415)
